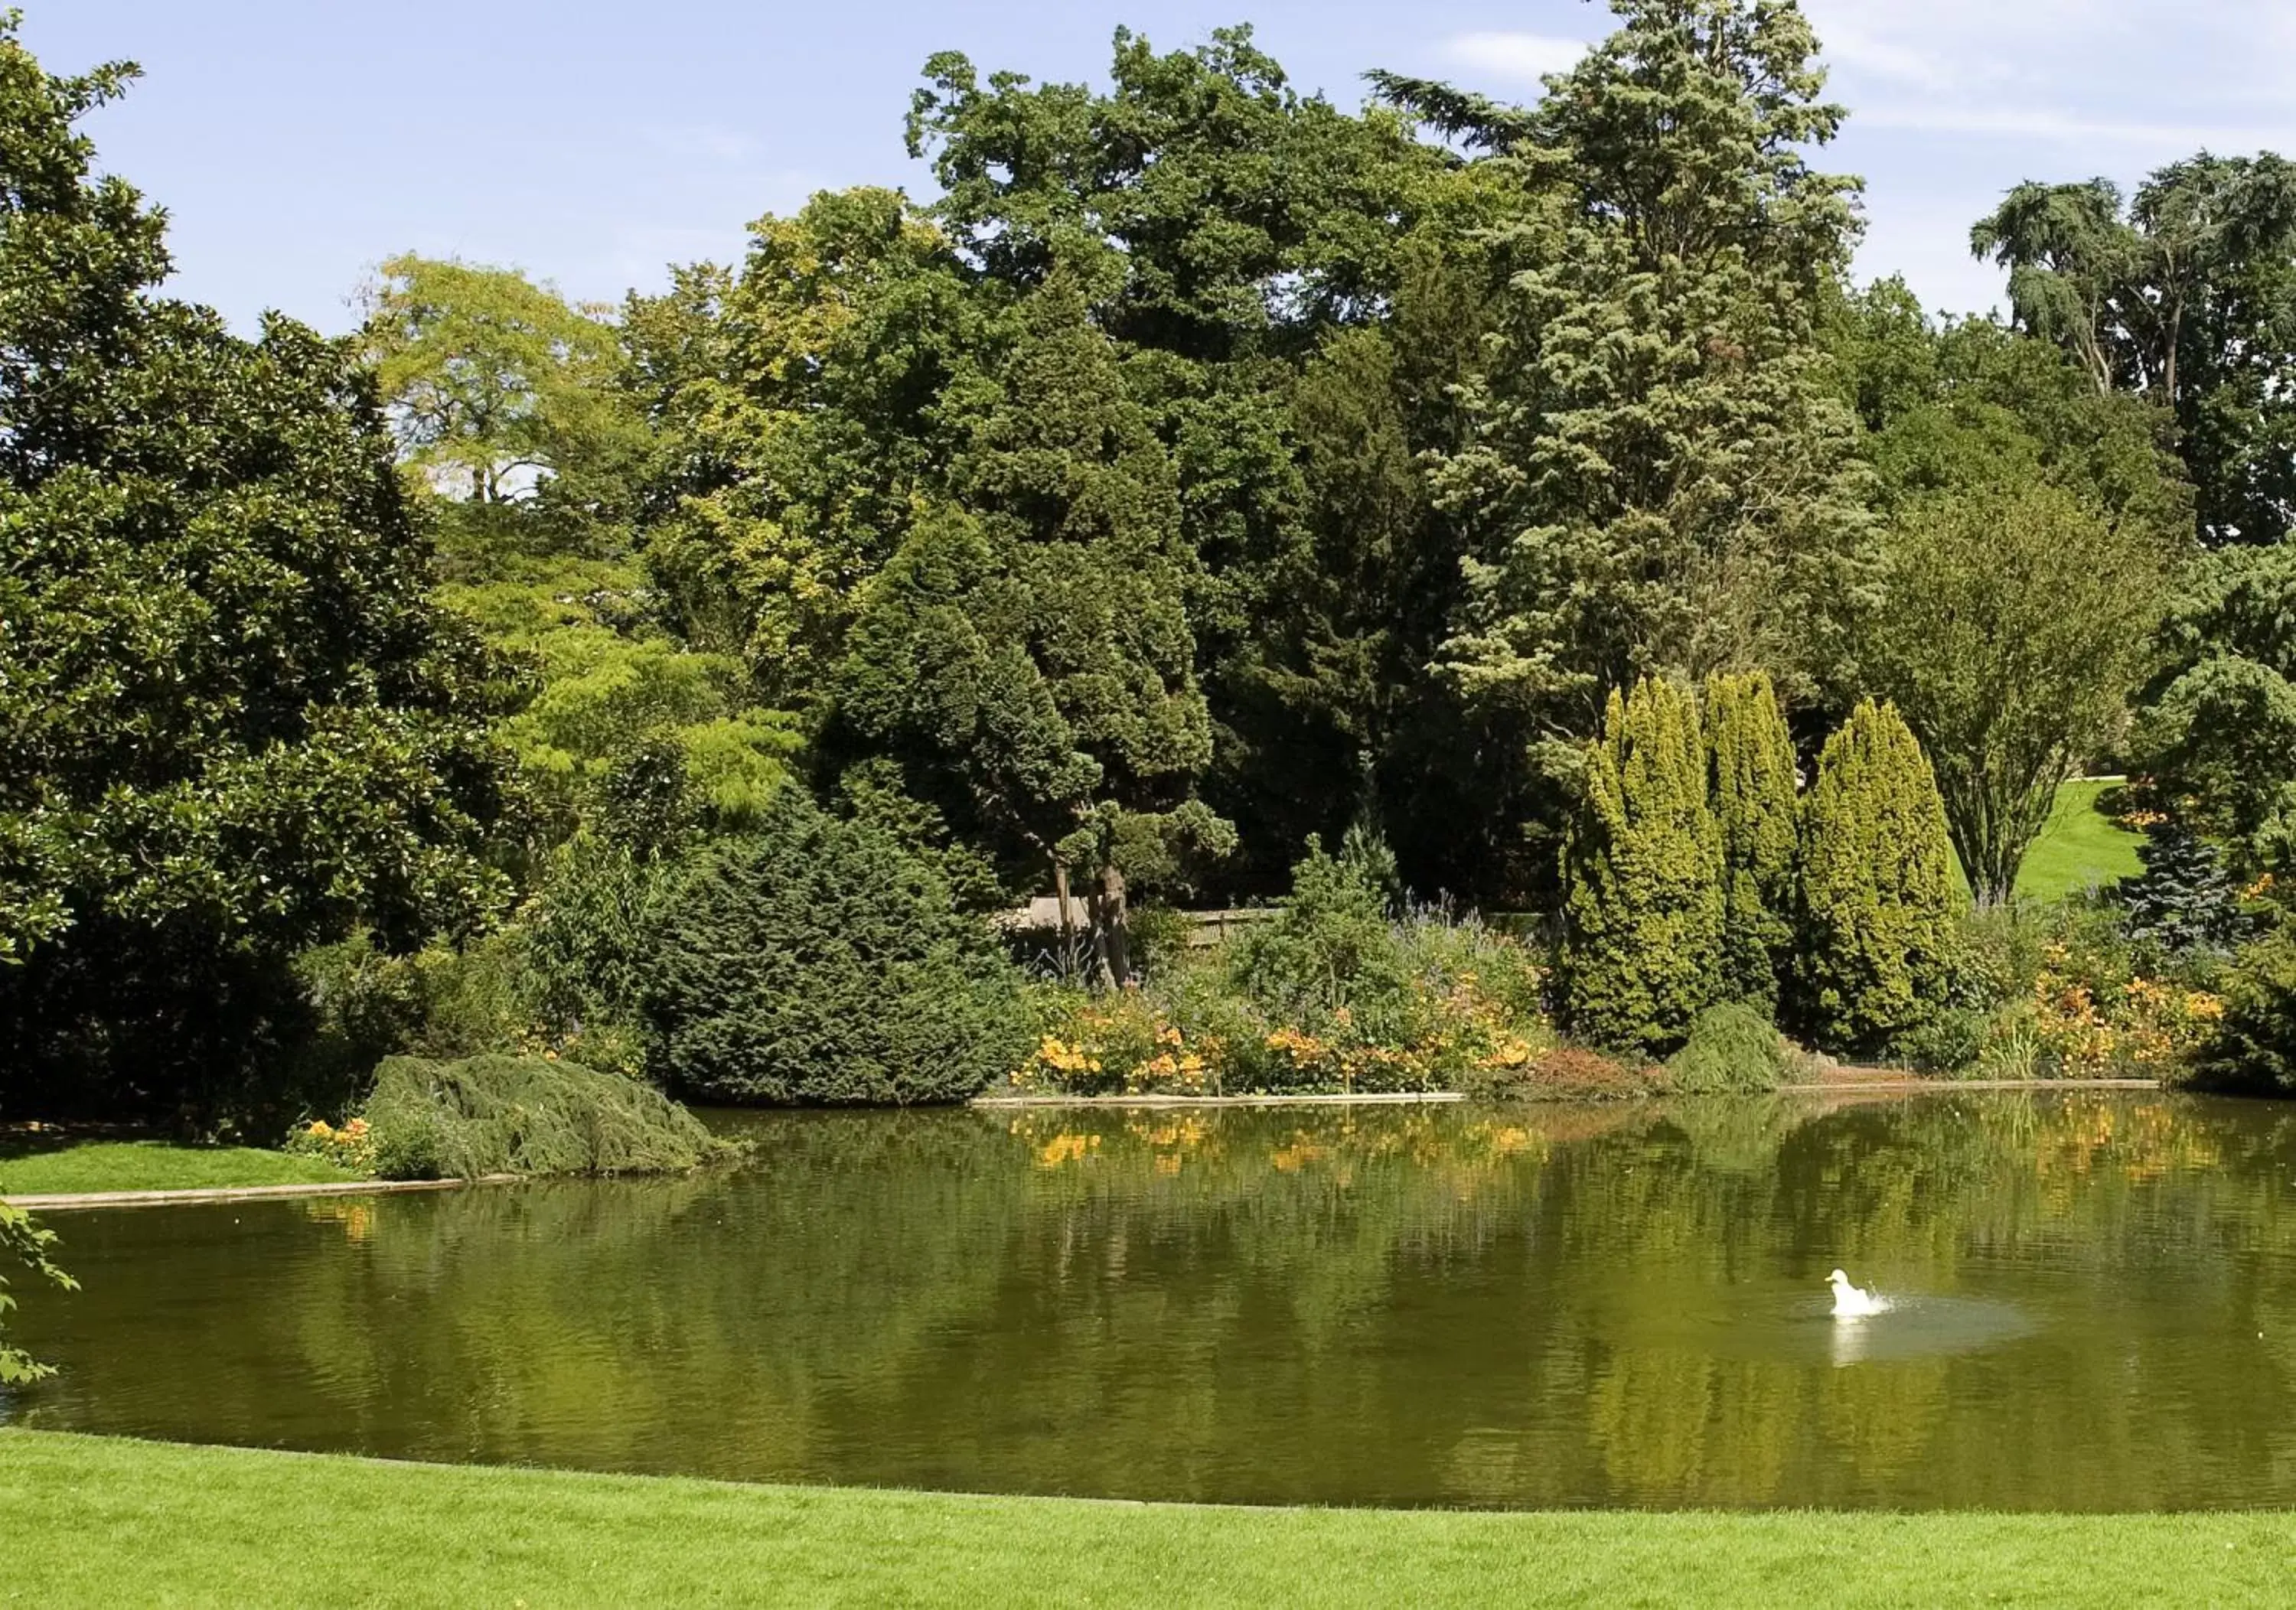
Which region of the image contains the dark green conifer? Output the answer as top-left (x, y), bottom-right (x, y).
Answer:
top-left (1794, 700), bottom-right (1958, 1052)
top-left (1705, 672), bottom-right (1799, 1014)
top-left (1559, 680), bottom-right (1725, 1053)
top-left (2118, 818), bottom-right (2245, 956)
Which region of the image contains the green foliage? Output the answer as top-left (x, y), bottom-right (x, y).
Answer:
top-left (831, 268), bottom-right (1228, 981)
top-left (1974, 155), bottom-right (2296, 546)
top-left (1560, 681), bottom-right (1726, 1054)
top-left (1704, 673), bottom-right (1799, 1012)
top-left (643, 791), bottom-right (1031, 1104)
top-left (0, 25), bottom-right (520, 1121)
top-left (1665, 1004), bottom-right (1787, 1095)
top-left (1431, 0), bottom-right (1872, 736)
top-left (1022, 899), bottom-right (1551, 1098)
top-left (2118, 820), bottom-right (2248, 958)
top-left (1861, 483), bottom-right (2170, 906)
top-left (359, 1054), bottom-right (728, 1181)
top-left (1794, 701), bottom-right (1959, 1052)
top-left (1231, 834), bottom-right (1410, 1033)
top-left (0, 1201), bottom-right (76, 1384)
top-left (2133, 543), bottom-right (2296, 876)
top-left (360, 254), bottom-right (643, 540)
top-left (2190, 929), bottom-right (2296, 1096)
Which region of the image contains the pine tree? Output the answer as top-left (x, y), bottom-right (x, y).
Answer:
top-left (1559, 679), bottom-right (1725, 1053)
top-left (1795, 701), bottom-right (1959, 1052)
top-left (2118, 819), bottom-right (2245, 956)
top-left (1705, 672), bottom-right (1799, 1014)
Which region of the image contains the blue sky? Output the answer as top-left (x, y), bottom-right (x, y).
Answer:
top-left (30, 2), bottom-right (2296, 335)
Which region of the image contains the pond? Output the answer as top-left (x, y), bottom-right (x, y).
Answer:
top-left (9, 1090), bottom-right (2296, 1510)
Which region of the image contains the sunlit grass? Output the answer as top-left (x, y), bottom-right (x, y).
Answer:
top-left (0, 1141), bottom-right (358, 1198)
top-left (2014, 778), bottom-right (2145, 904)
top-left (2, 1432), bottom-right (2290, 1608)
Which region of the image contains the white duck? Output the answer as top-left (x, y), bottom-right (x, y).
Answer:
top-left (1828, 1268), bottom-right (1887, 1318)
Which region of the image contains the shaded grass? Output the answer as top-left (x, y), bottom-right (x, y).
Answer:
top-left (0, 1142), bottom-right (357, 1197)
top-left (2014, 779), bottom-right (2144, 904)
top-left (1, 1432), bottom-right (2291, 1608)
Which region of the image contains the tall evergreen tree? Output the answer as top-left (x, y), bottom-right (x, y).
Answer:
top-left (1705, 671), bottom-right (1799, 1013)
top-left (1559, 679), bottom-right (1724, 1053)
top-left (1417, 0), bottom-right (1874, 752)
top-left (833, 269), bottom-right (1231, 985)
top-left (1794, 701), bottom-right (1958, 1052)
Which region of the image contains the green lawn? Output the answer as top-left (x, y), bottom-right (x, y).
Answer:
top-left (2012, 778), bottom-right (2146, 904)
top-left (1, 1432), bottom-right (2290, 1607)
top-left (0, 1140), bottom-right (359, 1198)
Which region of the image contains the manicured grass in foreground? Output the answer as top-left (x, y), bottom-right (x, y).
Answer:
top-left (2014, 778), bottom-right (2146, 904)
top-left (0, 1141), bottom-right (358, 1197)
top-left (2, 1432), bottom-right (2290, 1608)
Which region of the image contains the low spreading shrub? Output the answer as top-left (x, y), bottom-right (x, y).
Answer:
top-left (1665, 1003), bottom-right (1787, 1093)
top-left (351, 1054), bottom-right (731, 1180)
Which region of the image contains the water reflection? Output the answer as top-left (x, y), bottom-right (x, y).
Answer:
top-left (11, 1091), bottom-right (2296, 1510)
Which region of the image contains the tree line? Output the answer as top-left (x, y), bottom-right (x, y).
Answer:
top-left (5, 1), bottom-right (2296, 1123)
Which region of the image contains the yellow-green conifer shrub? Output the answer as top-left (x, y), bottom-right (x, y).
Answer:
top-left (1705, 672), bottom-right (1799, 1014)
top-left (1795, 700), bottom-right (1958, 1052)
top-left (1560, 679), bottom-right (1725, 1053)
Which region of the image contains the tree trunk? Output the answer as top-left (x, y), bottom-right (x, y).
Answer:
top-left (1052, 858), bottom-right (1081, 978)
top-left (1086, 861), bottom-right (1131, 992)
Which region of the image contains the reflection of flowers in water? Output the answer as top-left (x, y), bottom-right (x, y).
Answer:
top-left (1034, 1133), bottom-right (1102, 1170)
top-left (302, 1198), bottom-right (376, 1243)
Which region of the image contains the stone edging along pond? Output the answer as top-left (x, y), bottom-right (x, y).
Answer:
top-left (5, 1080), bottom-right (2166, 1210)
top-left (0, 1175), bottom-right (524, 1213)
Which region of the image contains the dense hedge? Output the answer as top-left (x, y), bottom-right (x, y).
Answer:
top-left (642, 792), bottom-right (1031, 1104)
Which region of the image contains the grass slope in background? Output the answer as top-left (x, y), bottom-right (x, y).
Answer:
top-left (2011, 779), bottom-right (2145, 905)
top-left (2, 1432), bottom-right (2291, 1608)
top-left (0, 1142), bottom-right (357, 1197)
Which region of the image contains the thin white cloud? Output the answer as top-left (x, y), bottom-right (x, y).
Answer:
top-left (1440, 31), bottom-right (1587, 85)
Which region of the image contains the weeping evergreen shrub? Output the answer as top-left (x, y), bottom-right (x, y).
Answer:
top-left (1665, 1002), bottom-right (1788, 1093)
top-left (1705, 672), bottom-right (1799, 1012)
top-left (1559, 679), bottom-right (1725, 1054)
top-left (1794, 700), bottom-right (1959, 1053)
top-left (642, 790), bottom-right (1031, 1104)
top-left (364, 1054), bottom-right (729, 1180)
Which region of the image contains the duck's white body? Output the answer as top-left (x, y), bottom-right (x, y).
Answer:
top-left (1828, 1269), bottom-right (1887, 1318)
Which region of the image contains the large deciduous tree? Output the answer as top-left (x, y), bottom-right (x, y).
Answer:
top-left (0, 27), bottom-right (518, 1120)
top-left (1974, 155), bottom-right (2296, 545)
top-left (2132, 542), bottom-right (2296, 877)
top-left (1861, 484), bottom-right (2170, 906)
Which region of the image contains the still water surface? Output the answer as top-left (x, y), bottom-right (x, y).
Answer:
top-left (11, 1091), bottom-right (2296, 1509)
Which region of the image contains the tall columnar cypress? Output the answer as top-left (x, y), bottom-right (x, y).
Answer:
top-left (1705, 672), bottom-right (1800, 1014)
top-left (1559, 680), bottom-right (1725, 1054)
top-left (1795, 700), bottom-right (1958, 1053)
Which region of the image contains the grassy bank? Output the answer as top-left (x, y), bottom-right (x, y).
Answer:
top-left (1, 1432), bottom-right (2290, 1607)
top-left (0, 1140), bottom-right (359, 1198)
